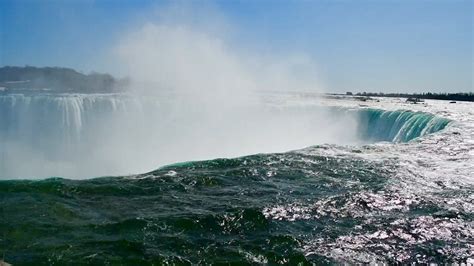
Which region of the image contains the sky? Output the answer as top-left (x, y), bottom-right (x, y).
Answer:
top-left (0, 0), bottom-right (472, 93)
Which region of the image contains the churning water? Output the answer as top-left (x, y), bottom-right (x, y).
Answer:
top-left (0, 93), bottom-right (472, 264)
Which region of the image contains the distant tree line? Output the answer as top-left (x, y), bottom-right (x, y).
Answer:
top-left (347, 91), bottom-right (474, 102)
top-left (0, 66), bottom-right (128, 93)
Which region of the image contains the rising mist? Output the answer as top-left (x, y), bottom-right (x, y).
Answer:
top-left (0, 7), bottom-right (360, 179)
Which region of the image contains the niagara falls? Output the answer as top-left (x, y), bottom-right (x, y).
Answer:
top-left (1, 0), bottom-right (473, 265)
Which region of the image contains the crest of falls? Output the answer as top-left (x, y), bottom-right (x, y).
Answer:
top-left (355, 108), bottom-right (450, 143)
top-left (0, 94), bottom-right (450, 178)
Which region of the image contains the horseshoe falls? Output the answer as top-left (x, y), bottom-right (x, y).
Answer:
top-left (0, 93), bottom-right (451, 178)
top-left (0, 93), bottom-right (473, 264)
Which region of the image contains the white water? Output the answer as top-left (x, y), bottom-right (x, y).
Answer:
top-left (0, 93), bottom-right (463, 179)
top-left (262, 95), bottom-right (474, 263)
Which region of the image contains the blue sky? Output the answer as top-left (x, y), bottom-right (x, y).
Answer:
top-left (0, 0), bottom-right (472, 92)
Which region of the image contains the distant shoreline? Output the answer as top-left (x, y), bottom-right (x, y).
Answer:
top-left (0, 66), bottom-right (128, 93)
top-left (1, 66), bottom-right (472, 102)
top-left (328, 92), bottom-right (474, 102)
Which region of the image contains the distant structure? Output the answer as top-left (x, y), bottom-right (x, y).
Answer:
top-left (406, 97), bottom-right (424, 103)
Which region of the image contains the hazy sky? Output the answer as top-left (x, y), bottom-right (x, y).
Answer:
top-left (0, 0), bottom-right (472, 92)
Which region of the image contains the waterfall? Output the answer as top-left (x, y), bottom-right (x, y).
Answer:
top-left (0, 94), bottom-right (451, 178)
top-left (357, 108), bottom-right (451, 142)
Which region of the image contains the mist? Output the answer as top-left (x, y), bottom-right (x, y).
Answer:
top-left (0, 10), bottom-right (361, 179)
top-left (100, 20), bottom-right (359, 174)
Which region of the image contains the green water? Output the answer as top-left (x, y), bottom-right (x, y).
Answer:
top-left (356, 108), bottom-right (451, 142)
top-left (1, 150), bottom-right (472, 264)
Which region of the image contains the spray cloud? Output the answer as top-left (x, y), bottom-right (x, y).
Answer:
top-left (0, 5), bottom-right (359, 179)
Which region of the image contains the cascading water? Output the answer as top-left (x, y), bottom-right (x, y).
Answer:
top-left (356, 108), bottom-right (451, 142)
top-left (0, 93), bottom-right (145, 149)
top-left (0, 93), bottom-right (452, 178)
top-left (0, 94), bottom-right (156, 177)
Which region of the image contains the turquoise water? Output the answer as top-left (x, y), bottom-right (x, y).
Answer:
top-left (1, 98), bottom-right (470, 264)
top-left (1, 149), bottom-right (472, 264)
top-left (356, 108), bottom-right (451, 142)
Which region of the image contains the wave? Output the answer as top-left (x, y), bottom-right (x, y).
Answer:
top-left (1, 148), bottom-right (472, 264)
